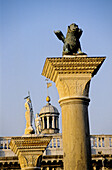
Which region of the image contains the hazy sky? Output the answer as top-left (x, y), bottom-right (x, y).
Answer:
top-left (0, 0), bottom-right (112, 136)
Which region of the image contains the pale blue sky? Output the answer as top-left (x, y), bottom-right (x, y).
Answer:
top-left (0, 0), bottom-right (112, 136)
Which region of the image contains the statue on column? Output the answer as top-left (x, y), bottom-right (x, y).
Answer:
top-left (24, 92), bottom-right (35, 135)
top-left (35, 113), bottom-right (41, 134)
top-left (54, 23), bottom-right (86, 56)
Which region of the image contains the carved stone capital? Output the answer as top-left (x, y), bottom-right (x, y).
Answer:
top-left (42, 56), bottom-right (105, 101)
top-left (56, 74), bottom-right (91, 99)
top-left (18, 154), bottom-right (41, 169)
top-left (9, 136), bottom-right (52, 170)
top-left (42, 57), bottom-right (105, 80)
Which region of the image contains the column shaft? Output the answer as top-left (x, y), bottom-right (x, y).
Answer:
top-left (59, 98), bottom-right (91, 170)
top-left (42, 117), bottom-right (44, 129)
top-left (52, 116), bottom-right (55, 128)
top-left (47, 116), bottom-right (49, 129)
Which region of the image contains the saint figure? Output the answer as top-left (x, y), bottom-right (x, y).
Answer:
top-left (24, 94), bottom-right (35, 134)
top-left (35, 113), bottom-right (41, 134)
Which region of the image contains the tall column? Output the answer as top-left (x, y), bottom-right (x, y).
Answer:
top-left (42, 56), bottom-right (105, 170)
top-left (57, 74), bottom-right (91, 170)
top-left (47, 116), bottom-right (49, 129)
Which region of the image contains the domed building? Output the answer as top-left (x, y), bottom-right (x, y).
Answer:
top-left (39, 96), bottom-right (59, 134)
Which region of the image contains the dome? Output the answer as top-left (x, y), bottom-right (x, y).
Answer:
top-left (38, 96), bottom-right (60, 135)
top-left (39, 103), bottom-right (59, 115)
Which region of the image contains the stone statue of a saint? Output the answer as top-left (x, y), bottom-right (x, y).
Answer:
top-left (24, 94), bottom-right (35, 135)
top-left (35, 113), bottom-right (41, 135)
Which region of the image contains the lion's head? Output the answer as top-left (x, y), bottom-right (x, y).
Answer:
top-left (67, 23), bottom-right (78, 33)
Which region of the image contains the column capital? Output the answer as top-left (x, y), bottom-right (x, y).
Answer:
top-left (18, 154), bottom-right (41, 170)
top-left (42, 56), bottom-right (105, 81)
top-left (42, 56), bottom-right (105, 100)
top-left (9, 136), bottom-right (52, 170)
top-left (56, 75), bottom-right (91, 100)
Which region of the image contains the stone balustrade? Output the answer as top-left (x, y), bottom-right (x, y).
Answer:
top-left (0, 137), bottom-right (10, 150)
top-left (47, 135), bottom-right (63, 148)
top-left (0, 135), bottom-right (112, 157)
top-left (91, 135), bottom-right (112, 155)
top-left (0, 137), bottom-right (16, 157)
top-left (43, 134), bottom-right (63, 156)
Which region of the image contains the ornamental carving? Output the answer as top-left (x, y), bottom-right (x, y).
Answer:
top-left (19, 154), bottom-right (41, 169)
top-left (9, 136), bottom-right (52, 170)
top-left (56, 76), bottom-right (91, 99)
top-left (42, 57), bottom-right (106, 82)
top-left (18, 155), bottom-right (27, 169)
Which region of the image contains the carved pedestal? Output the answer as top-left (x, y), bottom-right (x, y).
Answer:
top-left (9, 136), bottom-right (51, 170)
top-left (42, 56), bottom-right (105, 170)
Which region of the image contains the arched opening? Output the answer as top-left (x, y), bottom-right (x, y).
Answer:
top-left (44, 116), bottom-right (47, 129)
top-left (54, 116), bottom-right (56, 128)
top-left (56, 117), bottom-right (59, 129)
top-left (49, 116), bottom-right (52, 128)
top-left (41, 117), bottom-right (43, 129)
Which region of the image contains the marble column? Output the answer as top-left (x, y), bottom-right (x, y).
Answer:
top-left (47, 116), bottom-right (49, 129)
top-left (52, 116), bottom-right (55, 128)
top-left (42, 56), bottom-right (105, 170)
top-left (42, 117), bottom-right (44, 129)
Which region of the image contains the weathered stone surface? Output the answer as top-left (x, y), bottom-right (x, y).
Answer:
top-left (9, 136), bottom-right (52, 170)
top-left (42, 56), bottom-right (105, 170)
